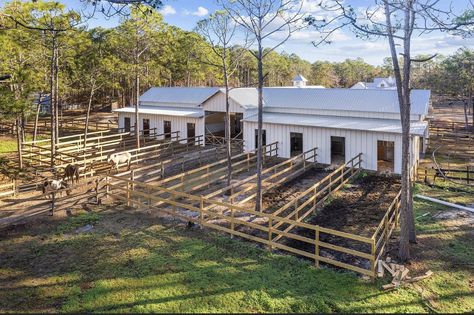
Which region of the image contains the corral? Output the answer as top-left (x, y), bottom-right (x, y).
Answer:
top-left (104, 142), bottom-right (403, 277)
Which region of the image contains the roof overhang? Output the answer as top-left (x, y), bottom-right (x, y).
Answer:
top-left (243, 112), bottom-right (427, 136)
top-left (113, 106), bottom-right (204, 118)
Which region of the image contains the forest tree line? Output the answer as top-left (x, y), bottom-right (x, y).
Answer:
top-left (1, 0), bottom-right (472, 113)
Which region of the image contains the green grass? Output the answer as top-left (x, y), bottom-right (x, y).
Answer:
top-left (0, 134), bottom-right (50, 154)
top-left (0, 137), bottom-right (18, 154)
top-left (415, 181), bottom-right (474, 206)
top-left (0, 199), bottom-right (472, 313)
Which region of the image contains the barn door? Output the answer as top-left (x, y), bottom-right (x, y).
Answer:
top-left (164, 120), bottom-right (171, 138)
top-left (331, 136), bottom-right (345, 164)
top-left (290, 132), bottom-right (303, 157)
top-left (255, 129), bottom-right (266, 149)
top-left (143, 119), bottom-right (150, 136)
top-left (124, 117), bottom-right (131, 132)
top-left (187, 123), bottom-right (195, 144)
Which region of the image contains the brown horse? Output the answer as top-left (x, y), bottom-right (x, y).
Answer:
top-left (63, 164), bottom-right (80, 185)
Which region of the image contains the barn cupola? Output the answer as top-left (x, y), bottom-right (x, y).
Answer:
top-left (292, 74), bottom-right (308, 88)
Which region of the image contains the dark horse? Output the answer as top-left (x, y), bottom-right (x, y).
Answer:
top-left (63, 164), bottom-right (80, 185)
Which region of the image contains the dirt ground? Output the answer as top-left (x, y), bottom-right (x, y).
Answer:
top-left (276, 173), bottom-right (401, 270)
top-left (309, 174), bottom-right (400, 235)
top-left (430, 95), bottom-right (474, 124)
top-left (425, 96), bottom-right (474, 163)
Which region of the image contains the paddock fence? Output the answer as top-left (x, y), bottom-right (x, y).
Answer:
top-left (0, 180), bottom-right (16, 199)
top-left (104, 151), bottom-right (403, 278)
top-left (417, 166), bottom-right (474, 184)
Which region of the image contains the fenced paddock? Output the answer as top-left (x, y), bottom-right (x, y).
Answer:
top-left (0, 180), bottom-right (16, 200)
top-left (417, 166), bottom-right (474, 185)
top-left (105, 148), bottom-right (403, 278)
top-left (21, 128), bottom-right (175, 167)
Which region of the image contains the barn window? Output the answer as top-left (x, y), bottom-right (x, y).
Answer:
top-left (187, 123), bottom-right (196, 143)
top-left (331, 136), bottom-right (345, 164)
top-left (164, 120), bottom-right (171, 138)
top-left (124, 117), bottom-right (131, 132)
top-left (143, 119), bottom-right (150, 136)
top-left (290, 132), bottom-right (303, 156)
top-left (255, 129), bottom-right (266, 149)
top-left (377, 140), bottom-right (394, 172)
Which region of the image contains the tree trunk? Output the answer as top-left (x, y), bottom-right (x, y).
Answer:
top-left (55, 46), bottom-right (59, 141)
top-left (255, 41), bottom-right (264, 213)
top-left (224, 71), bottom-right (232, 193)
top-left (135, 67), bottom-right (140, 149)
top-left (463, 99), bottom-right (469, 129)
top-left (33, 93), bottom-right (41, 142)
top-left (16, 117), bottom-right (23, 170)
top-left (50, 37), bottom-right (57, 168)
top-left (469, 90), bottom-right (474, 132)
top-left (84, 80), bottom-right (95, 148)
top-left (383, 0), bottom-right (416, 262)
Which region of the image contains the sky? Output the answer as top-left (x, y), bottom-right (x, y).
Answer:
top-left (6, 0), bottom-right (474, 65)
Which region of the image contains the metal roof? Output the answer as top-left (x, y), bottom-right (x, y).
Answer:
top-left (262, 88), bottom-right (430, 115)
top-left (293, 74), bottom-right (308, 82)
top-left (228, 88), bottom-right (259, 109)
top-left (140, 87), bottom-right (220, 106)
top-left (113, 106), bottom-right (203, 118)
top-left (243, 112), bottom-right (428, 136)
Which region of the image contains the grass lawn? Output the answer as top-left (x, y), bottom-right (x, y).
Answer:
top-left (415, 181), bottom-right (474, 206)
top-left (0, 136), bottom-right (18, 154)
top-left (0, 188), bottom-right (473, 313)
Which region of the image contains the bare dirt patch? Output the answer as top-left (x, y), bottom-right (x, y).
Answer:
top-left (280, 174), bottom-right (401, 270)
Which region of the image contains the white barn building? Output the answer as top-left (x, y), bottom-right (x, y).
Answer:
top-left (114, 80), bottom-right (431, 174)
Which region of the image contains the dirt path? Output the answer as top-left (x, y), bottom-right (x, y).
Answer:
top-left (0, 179), bottom-right (102, 229)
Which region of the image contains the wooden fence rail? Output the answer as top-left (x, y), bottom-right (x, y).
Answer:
top-left (104, 151), bottom-right (405, 278)
top-left (105, 171), bottom-right (375, 277)
top-left (0, 180), bottom-right (16, 199)
top-left (417, 166), bottom-right (473, 184)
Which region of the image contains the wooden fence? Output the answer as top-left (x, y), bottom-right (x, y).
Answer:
top-left (21, 129), bottom-right (181, 168)
top-left (372, 190), bottom-right (401, 269)
top-left (417, 166), bottom-right (474, 184)
top-left (430, 120), bottom-right (474, 136)
top-left (0, 180), bottom-right (16, 199)
top-left (105, 152), bottom-right (404, 277)
top-left (0, 116), bottom-right (118, 136)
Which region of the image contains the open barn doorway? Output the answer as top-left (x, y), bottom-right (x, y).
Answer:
top-left (205, 111), bottom-right (244, 142)
top-left (187, 123), bottom-right (195, 143)
top-left (164, 120), bottom-right (171, 138)
top-left (331, 136), bottom-right (345, 164)
top-left (290, 132), bottom-right (303, 157)
top-left (255, 129), bottom-right (266, 149)
top-left (143, 118), bottom-right (150, 136)
top-left (377, 140), bottom-right (394, 172)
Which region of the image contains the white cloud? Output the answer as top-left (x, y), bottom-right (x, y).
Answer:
top-left (159, 5), bottom-right (176, 16)
top-left (184, 6), bottom-right (209, 17)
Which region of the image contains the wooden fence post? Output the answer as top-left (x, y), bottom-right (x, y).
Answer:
top-left (200, 196), bottom-right (204, 229)
top-left (230, 207), bottom-right (235, 237)
top-left (105, 176), bottom-right (109, 198)
top-left (268, 217), bottom-right (273, 251)
top-left (467, 166), bottom-right (470, 184)
top-left (314, 226), bottom-right (320, 268)
top-left (371, 239), bottom-right (376, 279)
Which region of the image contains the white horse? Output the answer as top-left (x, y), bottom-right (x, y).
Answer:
top-left (107, 151), bottom-right (132, 172)
top-left (42, 179), bottom-right (71, 215)
top-left (42, 179), bottom-right (70, 196)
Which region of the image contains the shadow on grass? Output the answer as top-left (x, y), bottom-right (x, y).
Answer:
top-left (1, 201), bottom-right (472, 313)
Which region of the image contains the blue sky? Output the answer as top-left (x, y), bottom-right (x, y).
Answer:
top-left (6, 0), bottom-right (474, 65)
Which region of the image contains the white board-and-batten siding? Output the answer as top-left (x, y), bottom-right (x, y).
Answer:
top-left (263, 107), bottom-right (422, 121)
top-left (202, 92), bottom-right (245, 113)
top-left (243, 121), bottom-right (420, 174)
top-left (118, 112), bottom-right (204, 144)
